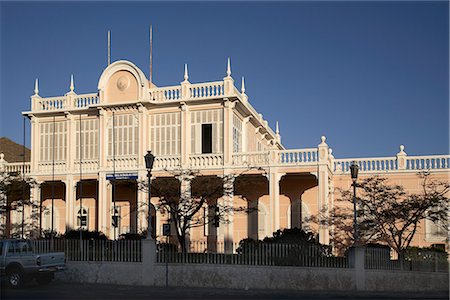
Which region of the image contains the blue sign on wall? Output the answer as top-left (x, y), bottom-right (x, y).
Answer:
top-left (106, 173), bottom-right (138, 180)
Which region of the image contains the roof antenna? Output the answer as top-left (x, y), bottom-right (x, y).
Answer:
top-left (149, 25), bottom-right (153, 84)
top-left (108, 30), bottom-right (111, 66)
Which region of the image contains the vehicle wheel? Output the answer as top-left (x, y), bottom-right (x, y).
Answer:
top-left (36, 274), bottom-right (53, 285)
top-left (6, 268), bottom-right (24, 289)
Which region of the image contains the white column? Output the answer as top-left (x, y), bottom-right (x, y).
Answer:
top-left (223, 173), bottom-right (235, 253)
top-left (180, 103), bottom-right (190, 168)
top-left (137, 171), bottom-right (147, 233)
top-left (98, 109), bottom-right (107, 169)
top-left (29, 181), bottom-right (41, 238)
top-left (269, 171), bottom-right (284, 233)
top-left (63, 176), bottom-right (75, 231)
top-left (30, 116), bottom-right (39, 173)
top-left (223, 100), bottom-right (235, 166)
top-left (241, 116), bottom-right (250, 153)
top-left (178, 172), bottom-right (193, 248)
top-left (98, 174), bottom-right (109, 236)
top-left (317, 136), bottom-right (331, 245)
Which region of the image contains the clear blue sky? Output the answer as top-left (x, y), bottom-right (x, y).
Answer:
top-left (1, 1), bottom-right (448, 158)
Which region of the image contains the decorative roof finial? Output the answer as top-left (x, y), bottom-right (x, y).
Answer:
top-left (70, 74), bottom-right (74, 92)
top-left (241, 76), bottom-right (245, 94)
top-left (34, 78), bottom-right (39, 95)
top-left (276, 121), bottom-right (279, 134)
top-left (226, 57), bottom-right (231, 77)
top-left (184, 64), bottom-right (189, 82)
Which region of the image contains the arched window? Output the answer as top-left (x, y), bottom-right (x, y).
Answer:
top-left (77, 207), bottom-right (89, 230)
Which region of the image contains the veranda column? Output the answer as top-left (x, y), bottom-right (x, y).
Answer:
top-left (97, 174), bottom-right (109, 235)
top-left (178, 172), bottom-right (193, 249)
top-left (317, 136), bottom-right (331, 245)
top-left (269, 171), bottom-right (284, 233)
top-left (222, 173), bottom-right (235, 253)
top-left (29, 181), bottom-right (42, 238)
top-left (63, 176), bottom-right (75, 231)
top-left (137, 171), bottom-right (147, 233)
top-left (241, 116), bottom-right (250, 153)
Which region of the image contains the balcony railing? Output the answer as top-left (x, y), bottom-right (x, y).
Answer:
top-left (2, 152), bottom-right (449, 176)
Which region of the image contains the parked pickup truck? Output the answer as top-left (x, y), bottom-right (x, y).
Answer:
top-left (0, 239), bottom-right (66, 288)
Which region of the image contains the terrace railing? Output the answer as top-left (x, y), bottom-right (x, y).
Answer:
top-left (32, 239), bottom-right (142, 262)
top-left (156, 241), bottom-right (349, 268)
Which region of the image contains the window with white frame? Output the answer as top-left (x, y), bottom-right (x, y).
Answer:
top-left (77, 207), bottom-right (89, 229)
top-left (232, 114), bottom-right (242, 153)
top-left (150, 112), bottom-right (180, 156)
top-left (39, 121), bottom-right (67, 162)
top-left (191, 109), bottom-right (223, 154)
top-left (107, 114), bottom-right (138, 157)
top-left (76, 118), bottom-right (99, 160)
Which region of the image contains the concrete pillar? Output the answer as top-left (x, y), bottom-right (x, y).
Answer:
top-left (396, 145), bottom-right (407, 170)
top-left (349, 246), bottom-right (366, 291)
top-left (141, 239), bottom-right (156, 285)
top-left (317, 136), bottom-right (331, 245)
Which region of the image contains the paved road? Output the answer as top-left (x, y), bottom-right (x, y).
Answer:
top-left (1, 281), bottom-right (448, 300)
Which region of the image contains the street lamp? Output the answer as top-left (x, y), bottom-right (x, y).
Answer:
top-left (349, 161), bottom-right (359, 244)
top-left (144, 151), bottom-right (155, 240)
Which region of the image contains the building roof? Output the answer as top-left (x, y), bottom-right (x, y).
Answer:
top-left (0, 137), bottom-right (30, 162)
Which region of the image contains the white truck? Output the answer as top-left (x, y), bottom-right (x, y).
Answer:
top-left (0, 239), bottom-right (66, 288)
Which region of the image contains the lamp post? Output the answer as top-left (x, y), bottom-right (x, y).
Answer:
top-left (144, 151), bottom-right (155, 240)
top-left (349, 161), bottom-right (359, 244)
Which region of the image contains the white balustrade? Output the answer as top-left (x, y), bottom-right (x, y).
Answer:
top-left (334, 157), bottom-right (397, 173)
top-left (3, 162), bottom-right (31, 174)
top-left (406, 155), bottom-right (450, 170)
top-left (189, 154), bottom-right (223, 168)
top-left (38, 96), bottom-right (67, 111)
top-left (154, 156), bottom-right (181, 170)
top-left (74, 93), bottom-right (99, 108)
top-left (232, 152), bottom-right (269, 167)
top-left (277, 149), bottom-right (318, 165)
top-left (149, 86), bottom-right (181, 101)
top-left (190, 82), bottom-right (224, 99)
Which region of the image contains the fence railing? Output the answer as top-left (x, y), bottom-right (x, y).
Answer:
top-left (156, 241), bottom-right (349, 268)
top-left (364, 247), bottom-right (448, 273)
top-left (31, 239), bottom-right (142, 262)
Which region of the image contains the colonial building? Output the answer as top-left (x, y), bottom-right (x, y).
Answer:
top-left (2, 58), bottom-right (449, 250)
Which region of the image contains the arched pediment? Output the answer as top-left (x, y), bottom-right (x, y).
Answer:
top-left (97, 60), bottom-right (149, 103)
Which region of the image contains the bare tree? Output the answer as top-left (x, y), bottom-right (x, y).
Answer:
top-left (328, 172), bottom-right (449, 255)
top-left (0, 171), bottom-right (38, 238)
top-left (139, 169), bottom-right (257, 252)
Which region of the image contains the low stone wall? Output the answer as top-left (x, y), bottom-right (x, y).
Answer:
top-left (56, 261), bottom-right (143, 286)
top-left (56, 261), bottom-right (448, 292)
top-left (365, 269), bottom-right (449, 292)
top-left (153, 264), bottom-right (354, 291)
